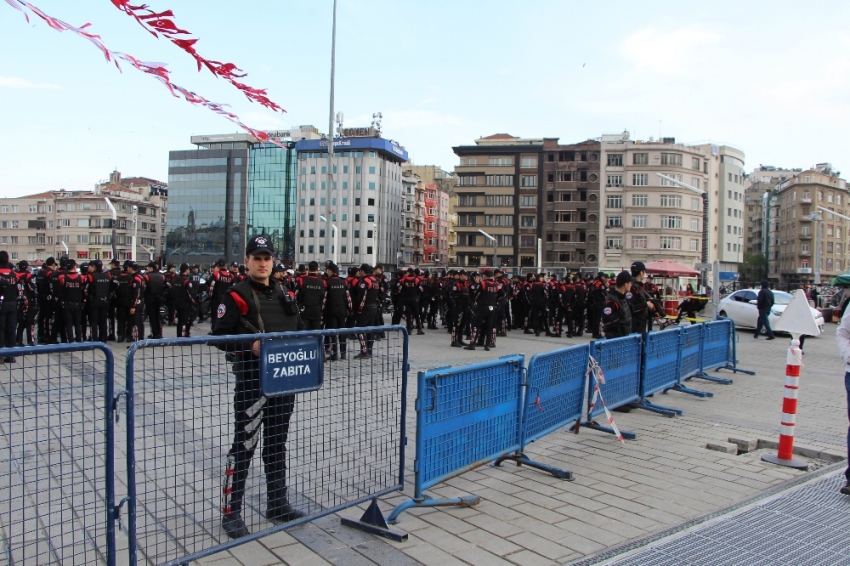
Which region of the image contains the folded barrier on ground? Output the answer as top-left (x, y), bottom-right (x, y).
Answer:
top-left (0, 343), bottom-right (116, 566)
top-left (387, 354), bottom-right (524, 524)
top-left (124, 326), bottom-right (409, 565)
top-left (495, 344), bottom-right (590, 480)
top-left (579, 335), bottom-right (642, 440)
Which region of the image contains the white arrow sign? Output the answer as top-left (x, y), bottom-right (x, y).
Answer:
top-left (774, 289), bottom-right (821, 337)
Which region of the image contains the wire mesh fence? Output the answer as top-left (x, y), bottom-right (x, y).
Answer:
top-left (0, 344), bottom-right (115, 565)
top-left (125, 327), bottom-right (408, 565)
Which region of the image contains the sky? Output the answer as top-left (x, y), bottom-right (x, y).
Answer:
top-left (2, 0), bottom-right (850, 197)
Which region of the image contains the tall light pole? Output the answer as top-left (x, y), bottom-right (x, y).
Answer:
top-left (104, 197), bottom-right (118, 262)
top-left (320, 215), bottom-right (338, 265)
top-left (478, 229), bottom-right (498, 268)
top-left (324, 0), bottom-right (338, 261)
top-left (372, 222), bottom-right (378, 267)
top-left (656, 173), bottom-right (708, 285)
top-left (132, 205), bottom-right (138, 262)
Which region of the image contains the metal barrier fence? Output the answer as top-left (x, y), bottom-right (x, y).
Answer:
top-left (388, 355), bottom-right (524, 523)
top-left (125, 326), bottom-right (408, 565)
top-left (699, 319), bottom-right (754, 383)
top-left (0, 343), bottom-right (116, 565)
top-left (637, 328), bottom-right (684, 417)
top-left (581, 335), bottom-right (642, 440)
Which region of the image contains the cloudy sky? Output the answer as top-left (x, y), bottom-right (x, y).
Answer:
top-left (1, 0), bottom-right (848, 196)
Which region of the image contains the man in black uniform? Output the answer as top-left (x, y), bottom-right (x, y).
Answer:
top-left (588, 273), bottom-right (609, 339)
top-left (294, 261), bottom-right (325, 330)
top-left (127, 263), bottom-right (145, 342)
top-left (85, 260), bottom-right (112, 342)
top-left (15, 261), bottom-right (36, 347)
top-left (107, 259), bottom-right (122, 340)
top-left (397, 268), bottom-right (425, 335)
top-left (209, 259), bottom-right (235, 332)
top-left (527, 273), bottom-right (548, 336)
top-left (628, 261), bottom-right (656, 335)
top-left (601, 271), bottom-right (634, 339)
top-left (144, 262), bottom-right (165, 339)
top-left (464, 270), bottom-right (502, 351)
top-left (572, 275), bottom-right (587, 337)
top-left (58, 259), bottom-right (85, 342)
top-left (449, 270), bottom-right (470, 347)
top-left (49, 257), bottom-right (67, 344)
top-left (112, 261), bottom-right (133, 342)
top-left (0, 252), bottom-right (19, 360)
top-left (373, 265), bottom-right (389, 329)
top-left (164, 263), bottom-right (177, 326)
top-left (172, 263), bottom-right (196, 337)
top-left (36, 257), bottom-right (56, 343)
top-left (213, 235), bottom-right (305, 539)
top-left (322, 263), bottom-right (351, 360)
top-left (353, 264), bottom-right (379, 358)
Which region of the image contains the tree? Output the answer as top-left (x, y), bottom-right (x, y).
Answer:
top-left (739, 252), bottom-right (767, 281)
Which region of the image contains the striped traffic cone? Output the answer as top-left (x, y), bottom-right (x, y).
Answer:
top-left (761, 337), bottom-right (809, 470)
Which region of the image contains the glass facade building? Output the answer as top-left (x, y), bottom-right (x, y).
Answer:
top-left (166, 134), bottom-right (297, 266)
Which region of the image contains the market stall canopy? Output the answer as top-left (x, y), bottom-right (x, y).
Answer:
top-left (644, 259), bottom-right (699, 278)
top-left (830, 273), bottom-right (850, 287)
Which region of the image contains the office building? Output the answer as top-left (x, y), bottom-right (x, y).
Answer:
top-left (0, 170), bottom-right (167, 264)
top-left (294, 134), bottom-right (408, 267)
top-left (166, 129), bottom-right (309, 266)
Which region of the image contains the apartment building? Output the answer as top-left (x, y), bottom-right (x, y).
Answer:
top-left (452, 134), bottom-right (543, 269)
top-left (0, 170), bottom-right (167, 265)
top-left (744, 166), bottom-right (801, 281)
top-left (599, 132), bottom-right (710, 272)
top-left (541, 138), bottom-right (601, 272)
top-left (400, 172), bottom-right (423, 265)
top-left (773, 164), bottom-right (848, 284)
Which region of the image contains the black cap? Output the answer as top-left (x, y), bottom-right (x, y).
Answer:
top-left (45, 256), bottom-right (56, 267)
top-left (360, 263), bottom-right (373, 274)
top-left (326, 262), bottom-right (339, 273)
top-left (407, 267), bottom-right (415, 275)
top-left (308, 261), bottom-right (319, 271)
top-left (92, 259), bottom-right (103, 270)
top-left (616, 271), bottom-right (634, 286)
top-left (66, 259), bottom-right (77, 268)
top-left (148, 261), bottom-right (158, 269)
top-left (179, 262), bottom-right (190, 272)
top-left (246, 235), bottom-right (275, 257)
top-left (166, 263), bottom-right (174, 269)
top-left (482, 269), bottom-right (494, 277)
top-left (348, 266), bottom-right (358, 276)
top-left (17, 260), bottom-right (28, 269)
top-left (631, 261), bottom-right (646, 275)
top-left (216, 258), bottom-right (226, 267)
top-left (123, 260), bottom-right (134, 269)
top-left (110, 259), bottom-right (120, 266)
top-left (230, 261), bottom-right (239, 268)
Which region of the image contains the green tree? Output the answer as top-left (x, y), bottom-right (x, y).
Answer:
top-left (739, 251), bottom-right (767, 281)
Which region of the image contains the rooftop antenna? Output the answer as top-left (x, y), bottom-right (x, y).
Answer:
top-left (335, 111), bottom-right (344, 137)
top-left (371, 112), bottom-right (383, 136)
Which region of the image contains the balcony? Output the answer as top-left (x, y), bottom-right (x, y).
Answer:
top-left (799, 233), bottom-right (812, 240)
top-left (799, 250), bottom-right (811, 257)
top-left (801, 197), bottom-right (812, 204)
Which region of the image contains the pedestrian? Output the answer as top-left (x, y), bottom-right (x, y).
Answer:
top-left (15, 260), bottom-right (36, 347)
top-left (754, 279), bottom-right (776, 340)
top-left (588, 273), bottom-right (609, 338)
top-left (834, 307), bottom-right (850, 495)
top-left (810, 284), bottom-right (820, 308)
top-left (628, 261), bottom-right (657, 335)
top-left (84, 260), bottom-right (112, 342)
top-left (322, 262), bottom-right (350, 360)
top-left (0, 252), bottom-right (19, 361)
top-left (601, 271), bottom-right (634, 339)
top-left (58, 259), bottom-right (85, 343)
top-left (294, 260), bottom-right (325, 330)
top-left (208, 259), bottom-right (235, 332)
top-left (464, 269), bottom-right (502, 351)
top-left (107, 259), bottom-right (122, 340)
top-left (144, 262), bottom-right (165, 339)
top-left (213, 235), bottom-right (305, 538)
top-left (352, 264), bottom-right (380, 357)
top-left (127, 262), bottom-right (146, 342)
top-left (36, 257), bottom-right (56, 343)
top-left (171, 263), bottom-right (196, 337)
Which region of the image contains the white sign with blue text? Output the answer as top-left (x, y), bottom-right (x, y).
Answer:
top-left (260, 336), bottom-right (324, 396)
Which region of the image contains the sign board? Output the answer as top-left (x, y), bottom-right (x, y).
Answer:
top-left (260, 335), bottom-right (324, 396)
top-left (340, 127), bottom-right (378, 138)
top-left (695, 263), bottom-right (712, 271)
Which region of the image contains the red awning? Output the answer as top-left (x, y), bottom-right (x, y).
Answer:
top-left (644, 259), bottom-right (699, 277)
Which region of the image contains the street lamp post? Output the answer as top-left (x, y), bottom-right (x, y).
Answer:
top-left (817, 206), bottom-right (850, 282)
top-left (656, 173), bottom-right (708, 286)
top-left (478, 229), bottom-right (498, 268)
top-left (320, 215), bottom-right (339, 265)
top-left (324, 0), bottom-right (338, 260)
top-left (104, 198), bottom-right (118, 262)
top-left (372, 222), bottom-right (378, 267)
top-left (132, 205), bottom-right (138, 262)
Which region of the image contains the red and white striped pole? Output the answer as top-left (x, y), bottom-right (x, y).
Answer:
top-left (762, 337), bottom-right (809, 470)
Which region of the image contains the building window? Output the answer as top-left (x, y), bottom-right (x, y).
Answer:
top-left (354, 246), bottom-right (359, 254)
top-left (458, 195), bottom-right (477, 206)
top-left (632, 215), bottom-right (647, 228)
top-left (660, 194), bottom-right (682, 208)
top-left (660, 236), bottom-right (682, 250)
top-left (632, 194), bottom-right (648, 207)
top-left (521, 175), bottom-right (537, 187)
top-left (520, 195), bottom-right (537, 208)
top-left (607, 216), bottom-right (622, 227)
top-left (520, 156), bottom-right (537, 168)
top-left (660, 153), bottom-right (683, 166)
top-left (502, 235), bottom-right (513, 247)
top-left (660, 215), bottom-right (682, 229)
top-left (606, 195), bottom-right (623, 209)
top-left (607, 154), bottom-right (623, 166)
top-left (606, 237), bottom-right (622, 249)
top-left (520, 235), bottom-right (536, 248)
top-left (633, 153), bottom-right (649, 165)
top-left (607, 175), bottom-right (623, 187)
top-left (459, 175), bottom-right (477, 186)
top-left (692, 157), bottom-right (700, 170)
top-left (633, 174), bottom-right (648, 186)
top-left (691, 197), bottom-right (701, 210)
top-left (660, 174), bottom-right (683, 186)
top-left (488, 157), bottom-right (512, 166)
top-left (690, 239), bottom-right (699, 251)
top-left (367, 214), bottom-right (375, 222)
top-left (520, 216), bottom-right (535, 227)
top-left (691, 178), bottom-right (701, 190)
top-left (459, 157), bottom-right (477, 166)
top-left (369, 166), bottom-right (376, 174)
top-left (632, 236), bottom-right (647, 249)
top-left (691, 218), bottom-right (699, 231)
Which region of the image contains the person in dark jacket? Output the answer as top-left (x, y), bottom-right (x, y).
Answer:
top-left (0, 251), bottom-right (19, 360)
top-left (754, 279), bottom-right (776, 340)
top-left (602, 271), bottom-right (634, 339)
top-left (213, 235), bottom-right (305, 539)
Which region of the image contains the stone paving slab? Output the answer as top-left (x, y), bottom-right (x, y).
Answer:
top-left (1, 317), bottom-right (847, 565)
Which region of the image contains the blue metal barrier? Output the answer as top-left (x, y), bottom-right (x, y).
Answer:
top-left (674, 323), bottom-right (713, 398)
top-left (494, 344), bottom-right (589, 480)
top-left (388, 354), bottom-right (524, 524)
top-left (125, 326), bottom-right (409, 565)
top-left (700, 319), bottom-right (754, 382)
top-left (581, 335), bottom-right (642, 440)
top-left (637, 328), bottom-right (683, 417)
top-left (0, 343), bottom-right (116, 566)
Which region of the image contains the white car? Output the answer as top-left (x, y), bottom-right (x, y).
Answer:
top-left (717, 290), bottom-right (824, 335)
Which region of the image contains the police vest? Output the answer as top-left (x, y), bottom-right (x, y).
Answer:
top-left (212, 271), bottom-right (234, 299)
top-left (90, 271), bottom-right (112, 304)
top-left (61, 272), bottom-right (84, 303)
top-left (145, 271), bottom-right (165, 297)
top-left (324, 276), bottom-right (348, 311)
top-left (229, 281), bottom-right (298, 334)
top-left (0, 267), bottom-right (18, 303)
top-left (299, 275), bottom-right (325, 308)
top-left (478, 280), bottom-right (500, 307)
top-left (35, 268), bottom-right (52, 301)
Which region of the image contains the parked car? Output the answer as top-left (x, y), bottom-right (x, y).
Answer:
top-left (717, 290), bottom-right (824, 334)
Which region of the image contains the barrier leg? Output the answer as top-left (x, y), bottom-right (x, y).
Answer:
top-left (635, 398), bottom-right (681, 417)
top-left (694, 372), bottom-right (734, 384)
top-left (341, 497), bottom-right (408, 542)
top-left (493, 451), bottom-right (574, 480)
top-left (671, 383), bottom-right (713, 398)
top-left (387, 494), bottom-right (481, 525)
top-left (574, 419), bottom-right (637, 440)
top-left (716, 331), bottom-right (755, 375)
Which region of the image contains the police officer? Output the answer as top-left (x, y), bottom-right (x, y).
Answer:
top-left (353, 264), bottom-right (379, 358)
top-left (209, 259), bottom-right (235, 331)
top-left (15, 261), bottom-right (36, 347)
top-left (601, 271), bottom-right (634, 339)
top-left (58, 259), bottom-right (85, 342)
top-left (111, 261), bottom-right (133, 342)
top-left (397, 268), bottom-right (425, 335)
top-left (107, 259), bottom-right (122, 340)
top-left (85, 260), bottom-right (112, 342)
top-left (527, 273), bottom-right (548, 337)
top-left (172, 263), bottom-right (196, 337)
top-left (127, 263), bottom-right (146, 342)
top-left (588, 273), bottom-right (609, 338)
top-left (164, 263), bottom-right (177, 326)
top-left (49, 257), bottom-right (67, 344)
top-left (464, 269), bottom-right (502, 351)
top-left (323, 263), bottom-right (351, 360)
top-left (144, 262), bottom-right (166, 339)
top-left (628, 261), bottom-right (656, 334)
top-left (36, 257), bottom-right (56, 343)
top-left (0, 252), bottom-right (19, 359)
top-left (449, 270), bottom-right (470, 347)
top-left (294, 261), bottom-right (325, 330)
top-left (213, 235), bottom-right (305, 539)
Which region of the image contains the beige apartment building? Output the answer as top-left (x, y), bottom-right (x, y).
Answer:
top-left (599, 133), bottom-right (711, 272)
top-left (744, 166), bottom-right (801, 281)
top-left (0, 171), bottom-right (167, 265)
top-left (774, 165), bottom-right (848, 284)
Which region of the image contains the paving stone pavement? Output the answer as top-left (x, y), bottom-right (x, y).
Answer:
top-left (2, 316), bottom-right (848, 565)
